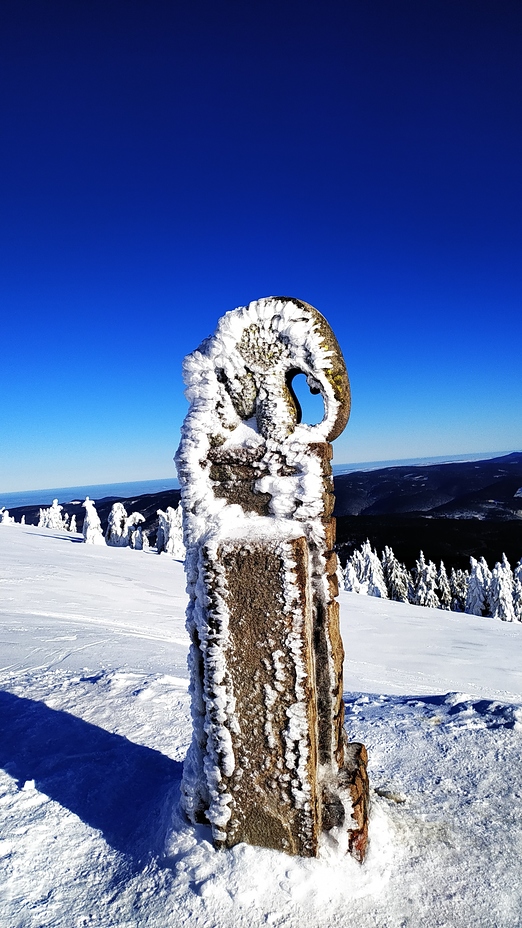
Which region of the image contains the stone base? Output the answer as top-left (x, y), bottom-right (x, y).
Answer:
top-left (191, 525), bottom-right (370, 860)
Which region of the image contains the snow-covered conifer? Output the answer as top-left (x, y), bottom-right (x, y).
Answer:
top-left (343, 559), bottom-right (361, 593)
top-left (105, 502), bottom-right (129, 547)
top-left (349, 547), bottom-right (366, 591)
top-left (335, 557), bottom-right (345, 592)
top-left (168, 504), bottom-right (185, 559)
top-left (381, 546), bottom-right (409, 602)
top-left (353, 540), bottom-right (387, 598)
top-left (412, 552), bottom-right (429, 606)
top-left (513, 578), bottom-right (522, 622)
top-left (489, 557), bottom-right (515, 622)
top-left (358, 541), bottom-right (373, 593)
top-left (449, 567), bottom-right (468, 612)
top-left (48, 499), bottom-right (64, 529)
top-left (127, 512), bottom-right (146, 549)
top-left (157, 504), bottom-right (185, 559)
top-left (38, 499), bottom-right (67, 530)
top-left (424, 560), bottom-right (440, 609)
top-left (156, 509), bottom-right (168, 554)
top-left (82, 497), bottom-right (105, 545)
top-left (437, 562), bottom-right (452, 610)
top-left (69, 514), bottom-right (77, 533)
top-left (21, 515), bottom-right (26, 525)
top-left (365, 544), bottom-right (388, 599)
top-left (405, 568), bottom-right (416, 604)
top-left (478, 557), bottom-right (492, 616)
top-left (501, 553), bottom-right (514, 585)
top-left (0, 508), bottom-right (15, 524)
top-left (514, 558), bottom-right (522, 586)
top-left (465, 557), bottom-right (488, 617)
top-left (412, 552), bottom-right (440, 608)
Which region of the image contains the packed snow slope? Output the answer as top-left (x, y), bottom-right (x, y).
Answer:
top-left (1, 524), bottom-right (521, 928)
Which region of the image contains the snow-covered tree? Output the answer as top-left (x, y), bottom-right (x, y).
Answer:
top-left (365, 544), bottom-right (388, 598)
top-left (336, 558), bottom-right (345, 592)
top-left (513, 578), bottom-right (522, 622)
top-left (0, 508), bottom-right (15, 524)
top-left (105, 502), bottom-right (129, 547)
top-left (38, 499), bottom-right (67, 530)
top-left (127, 512), bottom-right (146, 549)
top-left (381, 546), bottom-right (409, 602)
top-left (68, 514), bottom-right (77, 533)
top-left (82, 497), bottom-right (105, 545)
top-left (412, 552), bottom-right (429, 606)
top-left (437, 561), bottom-right (452, 610)
top-left (348, 547), bottom-right (366, 590)
top-left (105, 503), bottom-right (146, 549)
top-left (514, 558), bottom-right (522, 586)
top-left (350, 540), bottom-right (387, 598)
top-left (449, 567), bottom-right (468, 612)
top-left (478, 557), bottom-right (492, 616)
top-left (501, 553), bottom-right (514, 586)
top-left (343, 559), bottom-right (361, 593)
top-left (424, 560), bottom-right (440, 609)
top-left (465, 557), bottom-right (488, 617)
top-left (489, 556), bottom-right (515, 622)
top-left (21, 514), bottom-right (26, 525)
top-left (169, 504), bottom-right (186, 559)
top-left (157, 504), bottom-right (185, 559)
top-left (411, 552), bottom-right (440, 608)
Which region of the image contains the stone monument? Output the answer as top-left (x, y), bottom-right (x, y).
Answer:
top-left (175, 296), bottom-right (369, 860)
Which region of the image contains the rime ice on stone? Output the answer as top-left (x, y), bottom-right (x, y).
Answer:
top-left (175, 296), bottom-right (369, 860)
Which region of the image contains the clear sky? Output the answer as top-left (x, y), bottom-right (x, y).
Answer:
top-left (1, 0), bottom-right (521, 492)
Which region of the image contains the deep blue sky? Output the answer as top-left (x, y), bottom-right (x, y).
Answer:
top-left (1, 0), bottom-right (521, 491)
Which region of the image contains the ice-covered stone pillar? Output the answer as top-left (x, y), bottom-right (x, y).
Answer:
top-left (175, 296), bottom-right (369, 860)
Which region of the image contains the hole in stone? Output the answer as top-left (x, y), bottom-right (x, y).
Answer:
top-left (287, 372), bottom-right (325, 427)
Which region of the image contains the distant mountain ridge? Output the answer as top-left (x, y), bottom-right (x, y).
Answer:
top-left (333, 452), bottom-right (522, 521)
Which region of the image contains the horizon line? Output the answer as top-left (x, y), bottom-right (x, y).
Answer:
top-left (1, 449), bottom-right (519, 498)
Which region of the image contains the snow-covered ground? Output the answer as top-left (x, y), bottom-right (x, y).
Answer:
top-left (1, 524), bottom-right (521, 928)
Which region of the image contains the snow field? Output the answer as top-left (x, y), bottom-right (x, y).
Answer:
top-left (1, 524), bottom-right (521, 928)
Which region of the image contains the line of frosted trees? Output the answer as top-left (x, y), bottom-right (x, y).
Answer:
top-left (1, 498), bottom-right (185, 559)
top-left (73, 498), bottom-right (185, 558)
top-left (340, 540), bottom-right (522, 622)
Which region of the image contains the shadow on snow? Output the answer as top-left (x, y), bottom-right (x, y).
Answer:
top-left (0, 690), bottom-right (182, 863)
top-left (27, 532), bottom-right (84, 543)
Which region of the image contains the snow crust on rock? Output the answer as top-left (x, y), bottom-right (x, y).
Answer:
top-left (279, 539), bottom-right (314, 812)
top-left (175, 296), bottom-right (345, 548)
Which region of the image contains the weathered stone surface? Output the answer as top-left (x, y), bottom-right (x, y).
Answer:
top-left (176, 296), bottom-right (369, 861)
top-left (209, 531), bottom-right (318, 856)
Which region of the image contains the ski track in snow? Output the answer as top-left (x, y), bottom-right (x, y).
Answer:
top-left (0, 524), bottom-right (521, 928)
